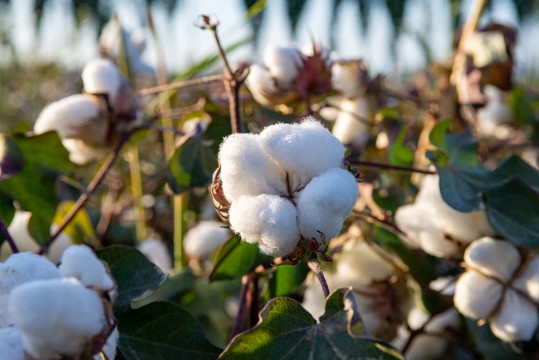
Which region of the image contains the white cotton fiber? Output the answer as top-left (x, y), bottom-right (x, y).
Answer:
top-left (332, 97), bottom-right (370, 147)
top-left (138, 239), bottom-right (172, 273)
top-left (82, 58), bottom-right (122, 105)
top-left (464, 238), bottom-right (520, 283)
top-left (94, 327), bottom-right (119, 360)
top-left (229, 194), bottom-right (300, 257)
top-left (454, 271), bottom-right (503, 320)
top-left (183, 221), bottom-right (230, 260)
top-left (59, 245), bottom-right (115, 294)
top-left (0, 252), bottom-right (61, 295)
top-left (219, 133), bottom-right (286, 202)
top-left (513, 257), bottom-right (539, 302)
top-left (331, 62), bottom-right (365, 98)
top-left (490, 289), bottom-right (538, 342)
top-left (0, 211), bottom-right (40, 260)
top-left (9, 278), bottom-right (106, 359)
top-left (336, 242), bottom-right (394, 285)
top-left (0, 327), bottom-right (25, 360)
top-left (61, 138), bottom-right (108, 165)
top-left (246, 64), bottom-right (280, 107)
top-left (263, 45), bottom-right (303, 86)
top-left (259, 118), bottom-right (346, 189)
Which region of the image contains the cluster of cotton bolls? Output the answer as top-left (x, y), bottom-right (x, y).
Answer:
top-left (454, 237), bottom-right (539, 342)
top-left (34, 58), bottom-right (138, 164)
top-left (0, 245), bottom-right (118, 360)
top-left (395, 174), bottom-right (495, 259)
top-left (216, 117), bottom-right (359, 257)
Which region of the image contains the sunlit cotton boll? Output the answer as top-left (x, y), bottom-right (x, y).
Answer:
top-left (513, 257), bottom-right (539, 302)
top-left (489, 288), bottom-right (538, 342)
top-left (137, 239), bottom-right (172, 273)
top-left (262, 44), bottom-right (303, 87)
top-left (0, 327), bottom-right (25, 360)
top-left (228, 194), bottom-right (300, 257)
top-left (9, 278), bottom-right (107, 360)
top-left (184, 221), bottom-right (230, 261)
top-left (82, 58), bottom-right (122, 105)
top-left (464, 237), bottom-right (521, 283)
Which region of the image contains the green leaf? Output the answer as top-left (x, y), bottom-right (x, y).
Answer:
top-left (0, 134), bottom-right (23, 180)
top-left (96, 246), bottom-right (167, 314)
top-left (167, 136), bottom-right (217, 194)
top-left (484, 178), bottom-right (539, 247)
top-left (267, 259), bottom-right (309, 297)
top-left (0, 132), bottom-right (72, 244)
top-left (210, 235), bottom-right (272, 281)
top-left (220, 289), bottom-right (404, 360)
top-left (118, 301), bottom-right (222, 360)
top-left (388, 127), bottom-right (414, 167)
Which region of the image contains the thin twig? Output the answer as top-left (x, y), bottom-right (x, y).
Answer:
top-left (230, 275), bottom-right (250, 340)
top-left (0, 216), bottom-right (19, 254)
top-left (139, 75), bottom-right (224, 96)
top-left (308, 258), bottom-right (330, 298)
top-left (246, 274), bottom-right (259, 328)
top-left (346, 158), bottom-right (437, 175)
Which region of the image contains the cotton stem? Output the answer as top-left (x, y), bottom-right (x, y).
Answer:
top-left (0, 215), bottom-right (19, 254)
top-left (308, 257), bottom-right (330, 299)
top-left (346, 158), bottom-right (436, 175)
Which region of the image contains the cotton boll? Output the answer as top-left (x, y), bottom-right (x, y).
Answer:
top-left (82, 59), bottom-right (122, 105)
top-left (332, 98), bottom-right (370, 148)
top-left (331, 62), bottom-right (366, 98)
top-left (512, 256), bottom-right (539, 302)
top-left (490, 288), bottom-right (538, 342)
top-left (218, 133), bottom-right (286, 202)
top-left (229, 195), bottom-right (300, 257)
top-left (138, 239), bottom-right (172, 273)
top-left (9, 278), bottom-right (106, 359)
top-left (336, 242), bottom-right (394, 285)
top-left (94, 327), bottom-right (119, 360)
top-left (0, 327), bottom-right (25, 360)
top-left (454, 271), bottom-right (503, 319)
top-left (34, 94), bottom-right (107, 146)
top-left (183, 221), bottom-right (230, 260)
top-left (263, 44), bottom-right (303, 87)
top-left (61, 138), bottom-right (108, 165)
top-left (0, 211), bottom-right (40, 260)
top-left (59, 245), bottom-right (115, 294)
top-left (259, 119), bottom-right (346, 189)
top-left (246, 64), bottom-right (286, 107)
top-left (464, 238), bottom-right (521, 283)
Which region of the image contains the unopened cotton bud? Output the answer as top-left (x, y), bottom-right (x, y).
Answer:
top-left (263, 44), bottom-right (303, 87)
top-left (513, 257), bottom-right (539, 302)
top-left (9, 278), bottom-right (107, 359)
top-left (464, 237), bottom-right (520, 283)
top-left (183, 221), bottom-right (230, 260)
top-left (296, 168), bottom-right (358, 244)
top-left (490, 288), bottom-right (538, 342)
top-left (138, 239), bottom-right (172, 273)
top-left (229, 194), bottom-right (300, 257)
top-left (332, 98), bottom-right (370, 147)
top-left (0, 327), bottom-right (25, 360)
top-left (259, 118), bottom-right (346, 189)
top-left (82, 58), bottom-right (122, 104)
top-left (454, 271), bottom-right (503, 320)
top-left (59, 245), bottom-right (115, 295)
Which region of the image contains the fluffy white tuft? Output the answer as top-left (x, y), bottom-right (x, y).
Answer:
top-left (454, 271), bottom-right (503, 320)
top-left (0, 327), bottom-right (25, 360)
top-left (9, 278), bottom-right (106, 359)
top-left (262, 44), bottom-right (303, 86)
top-left (335, 242), bottom-right (394, 285)
top-left (138, 239), bottom-right (172, 273)
top-left (82, 58), bottom-right (122, 105)
top-left (331, 98), bottom-right (370, 147)
top-left (0, 212), bottom-right (40, 261)
top-left (513, 257), bottom-right (539, 302)
top-left (490, 289), bottom-right (538, 342)
top-left (464, 237), bottom-right (521, 283)
top-left (183, 221), bottom-right (230, 260)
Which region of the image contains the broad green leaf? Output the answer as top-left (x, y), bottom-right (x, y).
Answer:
top-left (118, 301), bottom-right (222, 360)
top-left (484, 178), bottom-right (539, 247)
top-left (167, 136), bottom-right (217, 194)
top-left (96, 246), bottom-right (167, 314)
top-left (210, 235), bottom-right (272, 281)
top-left (220, 289), bottom-right (404, 360)
top-left (11, 132), bottom-right (72, 173)
top-left (0, 134), bottom-right (23, 180)
top-left (266, 259), bottom-right (309, 298)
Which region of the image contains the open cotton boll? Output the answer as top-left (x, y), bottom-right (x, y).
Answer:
top-left (464, 238), bottom-right (521, 283)
top-left (34, 94), bottom-right (107, 146)
top-left (9, 278), bottom-right (106, 360)
top-left (259, 119), bottom-right (346, 189)
top-left (246, 64), bottom-right (280, 106)
top-left (0, 252), bottom-right (61, 295)
top-left (82, 58), bottom-right (122, 104)
top-left (296, 168), bottom-right (358, 244)
top-left (219, 133), bottom-right (286, 202)
top-left (332, 98), bottom-right (370, 147)
top-left (263, 44), bottom-right (303, 86)
top-left (336, 242), bottom-right (394, 285)
top-left (229, 194), bottom-right (300, 257)
top-left (0, 327), bottom-right (25, 360)
top-left (184, 221), bottom-right (230, 260)
top-left (513, 257), bottom-right (539, 302)
top-left (59, 245), bottom-right (115, 294)
top-left (0, 211), bottom-right (40, 260)
top-left (94, 327), bottom-right (119, 360)
top-left (138, 239), bottom-right (172, 273)
top-left (454, 271), bottom-right (503, 319)
top-left (490, 288), bottom-right (538, 342)
top-left (61, 138), bottom-right (108, 165)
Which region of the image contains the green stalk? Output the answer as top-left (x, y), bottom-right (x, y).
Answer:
top-left (127, 147), bottom-right (147, 242)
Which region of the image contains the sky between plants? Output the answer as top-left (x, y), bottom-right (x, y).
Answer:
top-left (6, 0), bottom-right (539, 80)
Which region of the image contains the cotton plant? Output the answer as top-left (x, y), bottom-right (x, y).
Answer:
top-left (395, 174), bottom-right (495, 259)
top-left (211, 117), bottom-right (359, 258)
top-left (34, 58), bottom-right (138, 164)
top-left (246, 43), bottom-right (332, 108)
top-left (454, 237), bottom-right (539, 342)
top-left (0, 246), bottom-right (118, 360)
